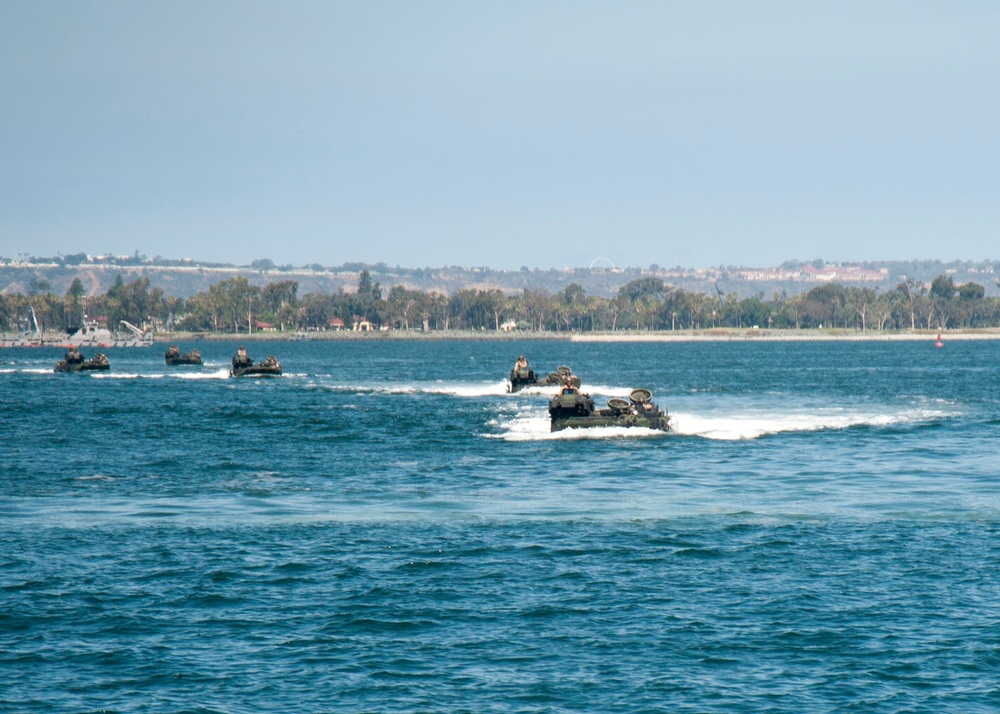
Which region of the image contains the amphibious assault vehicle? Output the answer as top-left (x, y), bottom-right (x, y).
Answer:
top-left (54, 351), bottom-right (110, 373)
top-left (165, 345), bottom-right (203, 366)
top-left (508, 364), bottom-right (571, 393)
top-left (548, 386), bottom-right (669, 433)
top-left (230, 352), bottom-right (282, 377)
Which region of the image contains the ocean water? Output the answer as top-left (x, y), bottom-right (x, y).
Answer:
top-left (2, 338), bottom-right (999, 712)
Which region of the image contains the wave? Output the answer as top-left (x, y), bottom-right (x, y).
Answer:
top-left (317, 380), bottom-right (514, 397)
top-left (513, 383), bottom-right (629, 398)
top-left (488, 402), bottom-right (954, 442)
top-left (171, 368), bottom-right (233, 380)
top-left (670, 406), bottom-right (954, 440)
top-left (90, 368), bottom-right (232, 380)
top-left (93, 372), bottom-right (153, 379)
top-left (311, 380), bottom-right (638, 399)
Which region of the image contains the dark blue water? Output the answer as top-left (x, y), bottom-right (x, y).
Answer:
top-left (3, 339), bottom-right (1000, 712)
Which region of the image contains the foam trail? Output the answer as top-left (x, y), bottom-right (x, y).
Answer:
top-left (490, 400), bottom-right (953, 442)
top-left (573, 384), bottom-right (634, 399)
top-left (171, 368), bottom-right (232, 380)
top-left (92, 369), bottom-right (231, 381)
top-left (670, 406), bottom-right (951, 441)
top-left (507, 385), bottom-right (561, 397)
top-left (511, 383), bottom-right (634, 398)
top-left (307, 379), bottom-right (643, 399)
top-left (325, 380), bottom-right (513, 397)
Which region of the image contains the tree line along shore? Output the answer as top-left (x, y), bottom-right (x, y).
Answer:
top-left (4, 269), bottom-right (999, 338)
top-left (155, 328), bottom-right (1000, 343)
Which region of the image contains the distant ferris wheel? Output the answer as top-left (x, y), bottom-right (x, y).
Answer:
top-left (589, 257), bottom-right (616, 271)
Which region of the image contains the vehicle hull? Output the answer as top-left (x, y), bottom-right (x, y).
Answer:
top-left (231, 365), bottom-right (282, 377)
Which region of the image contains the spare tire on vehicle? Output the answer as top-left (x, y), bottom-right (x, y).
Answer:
top-left (629, 388), bottom-right (653, 404)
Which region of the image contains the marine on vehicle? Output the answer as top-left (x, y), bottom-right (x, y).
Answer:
top-left (230, 346), bottom-right (282, 377)
top-left (165, 345), bottom-right (203, 366)
top-left (548, 386), bottom-right (669, 433)
top-left (54, 348), bottom-right (110, 373)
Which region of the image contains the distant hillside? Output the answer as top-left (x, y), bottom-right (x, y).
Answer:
top-left (1, 255), bottom-right (997, 299)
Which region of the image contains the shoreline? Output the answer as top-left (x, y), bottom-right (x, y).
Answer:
top-left (150, 328), bottom-right (1000, 343)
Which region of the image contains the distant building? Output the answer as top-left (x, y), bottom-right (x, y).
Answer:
top-left (736, 264), bottom-right (886, 283)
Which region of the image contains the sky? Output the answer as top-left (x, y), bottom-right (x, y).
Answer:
top-left (2, 1), bottom-right (999, 271)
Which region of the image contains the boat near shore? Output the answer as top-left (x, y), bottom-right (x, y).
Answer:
top-left (0, 311), bottom-right (153, 348)
top-left (65, 319), bottom-right (154, 348)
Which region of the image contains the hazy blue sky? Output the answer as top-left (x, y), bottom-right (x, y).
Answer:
top-left (2, 1), bottom-right (998, 270)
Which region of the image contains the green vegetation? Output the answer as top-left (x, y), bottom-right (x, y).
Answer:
top-left (2, 271), bottom-right (998, 334)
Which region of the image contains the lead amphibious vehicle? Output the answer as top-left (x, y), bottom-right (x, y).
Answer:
top-left (548, 386), bottom-right (669, 433)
